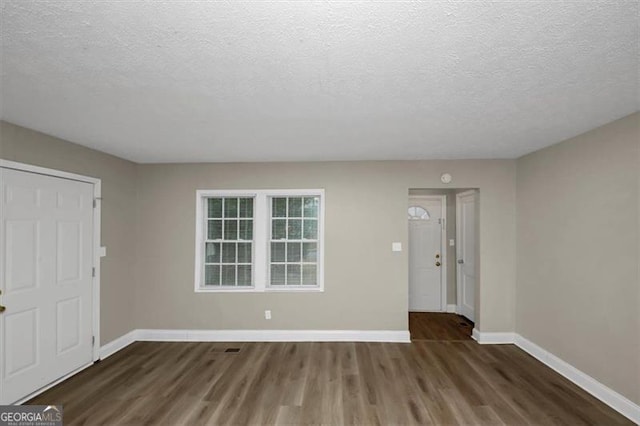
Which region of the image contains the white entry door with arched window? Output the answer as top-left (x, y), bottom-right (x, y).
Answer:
top-left (408, 196), bottom-right (445, 312)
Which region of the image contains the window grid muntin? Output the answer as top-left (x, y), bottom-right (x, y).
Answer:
top-left (204, 196), bottom-right (254, 287)
top-left (269, 196), bottom-right (320, 287)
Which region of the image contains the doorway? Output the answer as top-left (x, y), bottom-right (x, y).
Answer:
top-left (0, 161), bottom-right (101, 404)
top-left (408, 188), bottom-right (479, 341)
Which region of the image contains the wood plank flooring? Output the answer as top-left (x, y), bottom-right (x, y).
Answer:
top-left (409, 312), bottom-right (474, 341)
top-left (29, 340), bottom-right (631, 425)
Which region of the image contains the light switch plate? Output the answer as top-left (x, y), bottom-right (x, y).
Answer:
top-left (392, 242), bottom-right (402, 252)
top-left (449, 239), bottom-right (455, 247)
top-left (99, 246), bottom-right (107, 257)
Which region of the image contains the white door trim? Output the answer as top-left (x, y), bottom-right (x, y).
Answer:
top-left (0, 159), bottom-right (102, 362)
top-left (455, 190), bottom-right (476, 318)
top-left (408, 194), bottom-right (447, 312)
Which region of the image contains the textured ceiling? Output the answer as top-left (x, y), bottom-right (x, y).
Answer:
top-left (1, 1), bottom-right (638, 163)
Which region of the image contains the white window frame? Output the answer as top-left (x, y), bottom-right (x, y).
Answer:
top-left (194, 189), bottom-right (325, 293)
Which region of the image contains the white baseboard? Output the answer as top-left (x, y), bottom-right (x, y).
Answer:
top-left (446, 304), bottom-right (457, 313)
top-left (471, 328), bottom-right (516, 344)
top-left (135, 329), bottom-right (410, 343)
top-left (99, 330), bottom-right (137, 360)
top-left (514, 334), bottom-right (639, 424)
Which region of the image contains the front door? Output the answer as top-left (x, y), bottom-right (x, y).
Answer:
top-left (408, 197), bottom-right (443, 311)
top-left (0, 168), bottom-right (94, 404)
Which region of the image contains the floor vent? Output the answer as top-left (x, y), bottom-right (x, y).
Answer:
top-left (225, 348), bottom-right (241, 353)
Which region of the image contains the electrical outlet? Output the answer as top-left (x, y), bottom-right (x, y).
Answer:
top-left (449, 239), bottom-right (455, 246)
top-left (265, 310), bottom-right (271, 320)
top-left (392, 242), bottom-right (402, 252)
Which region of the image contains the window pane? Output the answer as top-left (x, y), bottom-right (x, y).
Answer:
top-left (272, 197), bottom-right (287, 217)
top-left (237, 265), bottom-right (252, 286)
top-left (287, 264), bottom-right (301, 285)
top-left (237, 243), bottom-right (252, 263)
top-left (303, 219), bottom-right (318, 240)
top-left (239, 220), bottom-right (253, 240)
top-left (224, 220), bottom-right (238, 240)
top-left (271, 242), bottom-right (285, 262)
top-left (208, 198), bottom-right (223, 218)
top-left (288, 197), bottom-right (302, 217)
top-left (204, 265), bottom-right (220, 286)
top-left (221, 265), bottom-right (236, 285)
top-left (304, 197), bottom-right (318, 218)
top-left (224, 198), bottom-right (238, 218)
top-left (271, 264), bottom-right (285, 285)
top-left (208, 220), bottom-right (223, 240)
top-left (302, 242), bottom-right (317, 262)
top-left (205, 242), bottom-right (221, 263)
top-left (287, 219), bottom-right (302, 239)
top-left (272, 219), bottom-right (286, 240)
top-left (221, 243), bottom-right (236, 263)
top-left (287, 242), bottom-right (301, 262)
top-left (239, 198), bottom-right (253, 218)
top-left (302, 264), bottom-right (317, 285)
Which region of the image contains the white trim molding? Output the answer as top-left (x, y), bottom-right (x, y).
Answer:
top-left (471, 329), bottom-right (515, 344)
top-left (136, 329), bottom-right (410, 343)
top-left (446, 304), bottom-right (457, 313)
top-left (514, 334), bottom-right (640, 424)
top-left (99, 330), bottom-right (138, 360)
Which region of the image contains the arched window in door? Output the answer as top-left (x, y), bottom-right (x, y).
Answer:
top-left (408, 206), bottom-right (430, 220)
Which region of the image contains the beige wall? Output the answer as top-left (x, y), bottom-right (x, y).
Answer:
top-left (134, 161), bottom-right (516, 332)
top-left (516, 112), bottom-right (640, 404)
top-left (0, 121), bottom-right (138, 344)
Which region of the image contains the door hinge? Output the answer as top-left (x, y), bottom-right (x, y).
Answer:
top-left (93, 197), bottom-right (102, 208)
top-left (92, 336), bottom-right (95, 346)
top-left (92, 267), bottom-right (96, 277)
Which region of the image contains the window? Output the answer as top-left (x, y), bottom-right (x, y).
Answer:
top-left (408, 206), bottom-right (430, 220)
top-left (203, 197), bottom-right (254, 287)
top-left (269, 196), bottom-right (319, 286)
top-left (195, 190), bottom-right (324, 292)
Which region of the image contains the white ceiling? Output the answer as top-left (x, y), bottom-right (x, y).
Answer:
top-left (1, 1), bottom-right (638, 163)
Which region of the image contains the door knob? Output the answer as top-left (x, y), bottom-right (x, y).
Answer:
top-left (0, 305), bottom-right (5, 313)
top-left (435, 262), bottom-right (441, 267)
top-left (457, 259), bottom-right (464, 264)
top-left (435, 254), bottom-right (440, 259)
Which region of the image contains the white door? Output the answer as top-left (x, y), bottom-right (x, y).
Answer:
top-left (457, 191), bottom-right (477, 322)
top-left (0, 168), bottom-right (94, 404)
top-left (408, 197), bottom-right (443, 311)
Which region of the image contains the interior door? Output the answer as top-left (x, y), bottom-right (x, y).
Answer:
top-left (0, 168), bottom-right (94, 404)
top-left (408, 198), bottom-right (443, 312)
top-left (457, 191), bottom-right (476, 322)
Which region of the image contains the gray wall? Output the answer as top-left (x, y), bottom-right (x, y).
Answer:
top-left (134, 161), bottom-right (516, 332)
top-left (0, 121), bottom-right (138, 344)
top-left (516, 112), bottom-right (640, 404)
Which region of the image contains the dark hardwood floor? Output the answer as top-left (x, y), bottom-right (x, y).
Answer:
top-left (409, 311), bottom-right (474, 341)
top-left (29, 340), bottom-right (631, 425)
